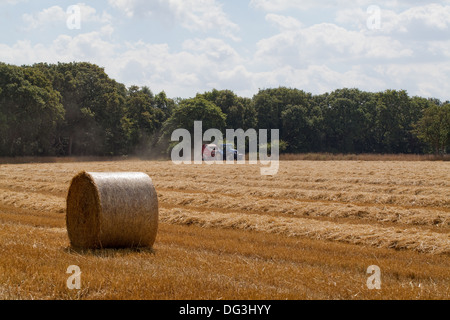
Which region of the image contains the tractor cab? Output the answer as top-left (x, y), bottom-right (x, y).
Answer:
top-left (218, 143), bottom-right (244, 161)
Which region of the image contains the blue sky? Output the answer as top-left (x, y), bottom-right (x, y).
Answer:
top-left (1, 0), bottom-right (449, 100)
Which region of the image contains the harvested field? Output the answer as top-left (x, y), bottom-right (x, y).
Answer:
top-left (0, 160), bottom-right (449, 300)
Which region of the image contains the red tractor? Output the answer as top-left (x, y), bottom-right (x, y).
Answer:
top-left (202, 144), bottom-right (218, 161)
top-left (202, 143), bottom-right (244, 161)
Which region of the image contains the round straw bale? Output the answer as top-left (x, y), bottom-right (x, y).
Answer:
top-left (66, 172), bottom-right (158, 249)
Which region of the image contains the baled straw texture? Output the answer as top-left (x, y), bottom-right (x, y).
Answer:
top-left (66, 172), bottom-right (158, 249)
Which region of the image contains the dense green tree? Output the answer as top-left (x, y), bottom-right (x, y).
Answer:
top-left (253, 87), bottom-right (311, 131)
top-left (1, 61), bottom-right (448, 158)
top-left (154, 90), bottom-right (176, 121)
top-left (374, 90), bottom-right (423, 153)
top-left (200, 89), bottom-right (257, 130)
top-left (322, 89), bottom-right (377, 153)
top-left (414, 103), bottom-right (450, 154)
top-left (253, 87), bottom-right (314, 152)
top-left (0, 63), bottom-right (64, 156)
top-left (124, 86), bottom-right (167, 155)
top-left (281, 105), bottom-right (312, 152)
top-left (39, 62), bottom-right (129, 156)
top-left (161, 96), bottom-right (226, 136)
top-left (127, 86), bottom-right (157, 144)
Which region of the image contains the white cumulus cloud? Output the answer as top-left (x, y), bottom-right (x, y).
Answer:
top-left (250, 0), bottom-right (450, 11)
top-left (108, 0), bottom-right (240, 40)
top-left (22, 3), bottom-right (112, 31)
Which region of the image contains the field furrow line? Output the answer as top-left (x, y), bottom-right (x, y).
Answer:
top-left (159, 207), bottom-right (450, 255)
top-left (157, 191), bottom-right (450, 229)
top-left (156, 182), bottom-right (450, 208)
top-left (151, 174), bottom-right (450, 197)
top-left (0, 189), bottom-right (65, 213)
top-left (0, 210), bottom-right (64, 229)
top-left (156, 186), bottom-right (450, 214)
top-left (0, 184), bottom-right (67, 199)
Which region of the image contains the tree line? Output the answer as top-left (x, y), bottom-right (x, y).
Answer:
top-left (0, 61), bottom-right (448, 157)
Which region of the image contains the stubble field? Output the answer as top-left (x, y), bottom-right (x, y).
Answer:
top-left (0, 159), bottom-right (449, 300)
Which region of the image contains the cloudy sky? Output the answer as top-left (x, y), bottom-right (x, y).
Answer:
top-left (1, 0), bottom-right (449, 100)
